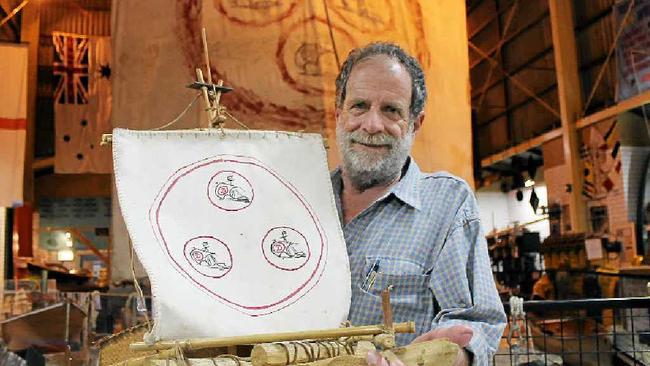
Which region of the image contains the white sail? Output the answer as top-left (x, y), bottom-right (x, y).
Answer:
top-left (113, 128), bottom-right (350, 341)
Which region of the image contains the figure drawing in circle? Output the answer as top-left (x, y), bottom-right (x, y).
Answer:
top-left (215, 175), bottom-right (251, 203)
top-left (294, 43), bottom-right (333, 77)
top-left (189, 242), bottom-right (231, 271)
top-left (270, 230), bottom-right (306, 259)
top-left (229, 0), bottom-right (281, 9)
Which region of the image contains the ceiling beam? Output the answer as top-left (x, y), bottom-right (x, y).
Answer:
top-left (32, 157), bottom-right (54, 171)
top-left (0, 3), bottom-right (19, 40)
top-left (480, 89), bottom-right (650, 168)
top-left (470, 41), bottom-right (560, 119)
top-left (480, 128), bottom-right (562, 167)
top-left (470, 9), bottom-right (549, 69)
top-left (471, 45), bottom-right (552, 99)
top-left (576, 89), bottom-right (650, 129)
top-left (468, 0), bottom-right (519, 39)
top-left (476, 82), bottom-right (557, 127)
top-left (475, 0), bottom-right (519, 112)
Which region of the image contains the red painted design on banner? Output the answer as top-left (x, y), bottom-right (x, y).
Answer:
top-left (150, 155), bottom-right (327, 316)
top-left (276, 17), bottom-right (355, 96)
top-left (207, 170), bottom-right (254, 211)
top-left (175, 0), bottom-right (326, 131)
top-left (262, 226), bottom-right (310, 271)
top-left (184, 236), bottom-right (233, 278)
top-left (215, 0), bottom-right (298, 26)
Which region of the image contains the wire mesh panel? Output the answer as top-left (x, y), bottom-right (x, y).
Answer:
top-left (494, 297), bottom-right (650, 365)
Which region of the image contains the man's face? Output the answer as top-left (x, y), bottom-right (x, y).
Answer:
top-left (336, 55), bottom-right (420, 191)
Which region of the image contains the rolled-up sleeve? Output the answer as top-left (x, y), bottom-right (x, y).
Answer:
top-left (429, 193), bottom-right (507, 365)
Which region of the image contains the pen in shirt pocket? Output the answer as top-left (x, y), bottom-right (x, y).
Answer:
top-left (362, 258), bottom-right (381, 291)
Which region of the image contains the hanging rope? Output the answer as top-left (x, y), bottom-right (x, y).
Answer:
top-left (152, 92), bottom-right (202, 131)
top-left (322, 0), bottom-right (341, 70)
top-left (128, 239), bottom-right (151, 332)
top-left (172, 341), bottom-right (190, 366)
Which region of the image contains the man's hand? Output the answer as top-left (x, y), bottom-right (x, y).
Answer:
top-left (365, 325), bottom-right (473, 366)
top-left (412, 325), bottom-right (473, 346)
top-left (412, 325), bottom-right (473, 366)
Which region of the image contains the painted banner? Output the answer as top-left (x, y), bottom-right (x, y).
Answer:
top-left (112, 1), bottom-right (428, 132)
top-left (0, 43), bottom-right (27, 208)
top-left (53, 32), bottom-right (112, 173)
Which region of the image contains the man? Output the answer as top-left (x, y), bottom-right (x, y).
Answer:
top-left (331, 42), bottom-right (507, 365)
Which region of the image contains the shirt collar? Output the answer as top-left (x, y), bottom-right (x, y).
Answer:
top-left (331, 157), bottom-right (423, 211)
top-left (389, 157), bottom-right (423, 211)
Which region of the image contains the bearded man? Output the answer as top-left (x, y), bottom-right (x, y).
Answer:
top-left (331, 42), bottom-right (506, 366)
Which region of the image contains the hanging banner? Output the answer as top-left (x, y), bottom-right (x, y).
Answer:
top-left (0, 43), bottom-right (27, 208)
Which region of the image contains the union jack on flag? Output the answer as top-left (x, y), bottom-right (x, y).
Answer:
top-left (53, 33), bottom-right (89, 104)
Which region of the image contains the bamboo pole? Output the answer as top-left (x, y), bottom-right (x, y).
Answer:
top-left (195, 68), bottom-right (214, 128)
top-left (130, 322), bottom-right (415, 352)
top-left (381, 288), bottom-right (393, 331)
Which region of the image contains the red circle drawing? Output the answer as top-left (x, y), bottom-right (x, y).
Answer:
top-left (175, 0), bottom-right (333, 130)
top-left (151, 155), bottom-right (327, 316)
top-left (207, 170), bottom-right (255, 211)
top-left (261, 226), bottom-right (310, 271)
top-left (276, 17), bottom-right (356, 96)
top-left (183, 236), bottom-right (233, 278)
top-left (215, 0), bottom-right (298, 27)
top-left (271, 242), bottom-right (286, 255)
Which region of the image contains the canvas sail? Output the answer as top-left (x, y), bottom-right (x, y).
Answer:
top-left (112, 128), bottom-right (350, 341)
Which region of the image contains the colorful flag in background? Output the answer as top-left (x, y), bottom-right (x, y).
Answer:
top-left (0, 43), bottom-right (28, 207)
top-left (53, 32), bottom-right (112, 173)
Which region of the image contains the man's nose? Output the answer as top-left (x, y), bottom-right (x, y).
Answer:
top-left (360, 109), bottom-right (384, 134)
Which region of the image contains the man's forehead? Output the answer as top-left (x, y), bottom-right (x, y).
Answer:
top-left (345, 56), bottom-right (412, 103)
top-left (350, 55), bottom-right (408, 77)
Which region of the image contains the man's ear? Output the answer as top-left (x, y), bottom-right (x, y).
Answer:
top-left (413, 113), bottom-right (424, 133)
top-left (335, 108), bottom-right (341, 123)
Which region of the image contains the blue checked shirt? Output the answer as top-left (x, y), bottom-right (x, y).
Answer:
top-left (332, 158), bottom-right (506, 365)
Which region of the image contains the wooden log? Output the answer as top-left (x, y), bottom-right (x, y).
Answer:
top-left (251, 339), bottom-right (370, 366)
top-left (130, 322), bottom-right (415, 352)
top-left (301, 355), bottom-right (366, 366)
top-left (371, 334), bottom-right (395, 349)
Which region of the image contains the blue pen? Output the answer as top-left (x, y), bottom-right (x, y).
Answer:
top-left (362, 258), bottom-right (381, 291)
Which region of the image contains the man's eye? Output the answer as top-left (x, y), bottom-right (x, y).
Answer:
top-left (351, 102), bottom-right (366, 109)
top-left (384, 106), bottom-right (401, 115)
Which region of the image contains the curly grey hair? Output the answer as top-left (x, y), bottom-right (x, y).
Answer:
top-left (334, 42), bottom-right (427, 121)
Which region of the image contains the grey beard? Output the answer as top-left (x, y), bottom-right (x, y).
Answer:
top-left (336, 124), bottom-right (414, 191)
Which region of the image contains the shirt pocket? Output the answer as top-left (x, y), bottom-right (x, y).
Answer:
top-left (358, 257), bottom-right (430, 308)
